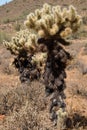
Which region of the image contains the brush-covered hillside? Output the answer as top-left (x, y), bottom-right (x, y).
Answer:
top-left (0, 0), bottom-right (87, 23)
top-left (0, 0), bottom-right (87, 35)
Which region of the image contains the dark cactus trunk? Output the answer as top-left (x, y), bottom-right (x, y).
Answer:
top-left (13, 54), bottom-right (40, 83)
top-left (42, 40), bottom-right (70, 124)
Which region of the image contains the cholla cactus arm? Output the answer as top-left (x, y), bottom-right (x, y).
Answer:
top-left (60, 27), bottom-right (72, 38)
top-left (57, 108), bottom-right (68, 129)
top-left (68, 5), bottom-right (77, 21)
top-left (31, 52), bottom-right (47, 73)
top-left (42, 3), bottom-right (51, 14)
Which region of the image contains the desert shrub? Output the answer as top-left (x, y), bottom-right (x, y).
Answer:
top-left (0, 31), bottom-right (10, 44)
top-left (14, 22), bottom-right (21, 31)
top-left (71, 29), bottom-right (87, 39)
top-left (4, 3), bottom-right (82, 129)
top-left (0, 82), bottom-right (87, 130)
top-left (0, 82), bottom-right (47, 130)
top-left (83, 16), bottom-right (87, 25)
top-left (82, 7), bottom-right (87, 10)
top-left (6, 9), bottom-right (10, 13)
top-left (0, 84), bottom-right (30, 115)
top-left (3, 18), bottom-right (10, 24)
top-left (3, 18), bottom-right (17, 24)
top-left (15, 10), bottom-right (30, 22)
top-left (83, 43), bottom-right (87, 55)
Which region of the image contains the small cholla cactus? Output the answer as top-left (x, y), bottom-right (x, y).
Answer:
top-left (4, 3), bottom-right (82, 128)
top-left (57, 108), bottom-right (68, 130)
top-left (4, 29), bottom-right (38, 55)
top-left (4, 29), bottom-right (47, 82)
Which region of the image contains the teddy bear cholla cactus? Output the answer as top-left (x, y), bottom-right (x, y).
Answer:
top-left (24, 3), bottom-right (82, 128)
top-left (4, 29), bottom-right (47, 82)
top-left (4, 3), bottom-right (82, 129)
top-left (4, 29), bottom-right (38, 55)
top-left (24, 3), bottom-right (82, 39)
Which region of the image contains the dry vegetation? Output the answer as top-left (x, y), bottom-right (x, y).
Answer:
top-left (0, 0), bottom-right (87, 130)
